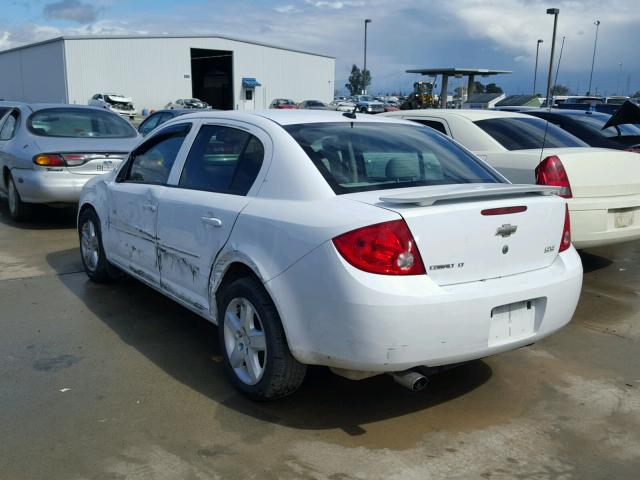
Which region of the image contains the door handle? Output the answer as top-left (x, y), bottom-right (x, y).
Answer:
top-left (142, 203), bottom-right (157, 213)
top-left (201, 216), bottom-right (223, 227)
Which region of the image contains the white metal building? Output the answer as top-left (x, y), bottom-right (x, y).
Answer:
top-left (0, 35), bottom-right (335, 111)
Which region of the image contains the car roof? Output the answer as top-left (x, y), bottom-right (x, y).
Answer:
top-left (389, 109), bottom-right (527, 121)
top-left (527, 108), bottom-right (611, 119)
top-left (172, 109), bottom-right (416, 126)
top-left (0, 102), bottom-right (110, 113)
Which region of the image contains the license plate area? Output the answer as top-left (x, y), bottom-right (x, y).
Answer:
top-left (488, 298), bottom-right (545, 347)
top-left (609, 207), bottom-right (638, 229)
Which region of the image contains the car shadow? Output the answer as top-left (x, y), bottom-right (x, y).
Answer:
top-left (0, 201), bottom-right (76, 230)
top-left (47, 247), bottom-right (493, 435)
top-left (578, 250), bottom-right (613, 274)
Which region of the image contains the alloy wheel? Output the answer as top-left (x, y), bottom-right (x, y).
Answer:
top-left (223, 297), bottom-right (267, 385)
top-left (80, 219), bottom-right (100, 272)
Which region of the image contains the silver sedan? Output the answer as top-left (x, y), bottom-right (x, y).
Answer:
top-left (0, 103), bottom-right (139, 220)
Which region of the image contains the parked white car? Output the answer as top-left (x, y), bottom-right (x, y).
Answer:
top-left (383, 110), bottom-right (640, 248)
top-left (78, 110), bottom-right (582, 400)
top-left (89, 93), bottom-right (137, 119)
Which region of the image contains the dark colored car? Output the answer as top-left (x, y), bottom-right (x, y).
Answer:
top-left (297, 100), bottom-right (328, 110)
top-left (524, 109), bottom-right (640, 152)
top-left (137, 109), bottom-right (193, 136)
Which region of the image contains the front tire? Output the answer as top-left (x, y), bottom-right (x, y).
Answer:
top-left (218, 277), bottom-right (306, 401)
top-left (78, 208), bottom-right (114, 283)
top-left (7, 174), bottom-right (31, 221)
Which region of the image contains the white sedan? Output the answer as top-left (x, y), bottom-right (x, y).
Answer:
top-left (382, 109), bottom-right (640, 248)
top-left (78, 110), bottom-right (582, 400)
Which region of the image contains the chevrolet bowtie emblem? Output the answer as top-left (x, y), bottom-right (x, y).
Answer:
top-left (496, 224), bottom-right (517, 238)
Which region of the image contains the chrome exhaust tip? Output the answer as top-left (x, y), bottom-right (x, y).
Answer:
top-left (390, 370), bottom-right (429, 392)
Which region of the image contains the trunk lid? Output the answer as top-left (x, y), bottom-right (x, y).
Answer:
top-left (348, 183), bottom-right (566, 285)
top-left (543, 148), bottom-right (640, 197)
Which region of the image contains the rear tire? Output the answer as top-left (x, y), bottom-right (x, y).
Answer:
top-left (7, 174), bottom-right (31, 221)
top-left (78, 208), bottom-right (114, 283)
top-left (218, 276), bottom-right (306, 401)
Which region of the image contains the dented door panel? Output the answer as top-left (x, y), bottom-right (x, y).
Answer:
top-left (107, 183), bottom-right (161, 285)
top-left (156, 188), bottom-right (249, 313)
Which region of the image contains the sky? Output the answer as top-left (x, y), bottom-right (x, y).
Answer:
top-left (1, 0), bottom-right (639, 97)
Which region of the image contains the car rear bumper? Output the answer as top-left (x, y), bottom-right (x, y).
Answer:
top-left (569, 195), bottom-right (640, 248)
top-left (12, 168), bottom-right (95, 204)
top-left (266, 242), bottom-right (583, 372)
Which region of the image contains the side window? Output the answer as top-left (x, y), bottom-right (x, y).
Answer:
top-left (179, 125), bottom-right (264, 195)
top-left (138, 113), bottom-right (161, 135)
top-left (0, 111), bottom-right (19, 140)
top-left (124, 123), bottom-right (191, 184)
top-left (411, 119), bottom-right (448, 135)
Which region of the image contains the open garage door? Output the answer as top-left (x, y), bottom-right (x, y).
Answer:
top-left (190, 48), bottom-right (233, 110)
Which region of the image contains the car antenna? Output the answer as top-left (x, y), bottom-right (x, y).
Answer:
top-left (343, 106), bottom-right (357, 120)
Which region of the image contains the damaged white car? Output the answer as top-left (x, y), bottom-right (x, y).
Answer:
top-left (77, 110), bottom-right (583, 400)
top-left (89, 93), bottom-right (137, 120)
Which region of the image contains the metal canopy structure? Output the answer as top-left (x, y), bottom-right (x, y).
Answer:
top-left (406, 67), bottom-right (512, 108)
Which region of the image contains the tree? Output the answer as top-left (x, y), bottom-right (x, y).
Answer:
top-left (552, 84), bottom-right (571, 96)
top-left (345, 65), bottom-right (362, 96)
top-left (470, 81), bottom-right (485, 95)
top-left (485, 83), bottom-right (503, 94)
top-left (633, 90), bottom-right (640, 98)
top-left (345, 64), bottom-right (372, 96)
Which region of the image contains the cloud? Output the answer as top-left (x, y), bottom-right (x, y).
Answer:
top-left (305, 0), bottom-right (364, 9)
top-left (43, 0), bottom-right (99, 24)
top-left (275, 5), bottom-right (297, 13)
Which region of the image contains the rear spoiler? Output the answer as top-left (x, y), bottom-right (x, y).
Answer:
top-left (380, 184), bottom-right (560, 207)
top-left (602, 100), bottom-right (640, 130)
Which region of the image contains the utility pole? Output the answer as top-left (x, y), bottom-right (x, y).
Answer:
top-left (587, 20), bottom-right (600, 95)
top-left (363, 19), bottom-right (372, 94)
top-left (545, 8), bottom-right (560, 107)
top-left (533, 39), bottom-right (543, 95)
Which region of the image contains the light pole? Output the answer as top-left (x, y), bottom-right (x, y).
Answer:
top-left (587, 20), bottom-right (600, 95)
top-left (533, 39), bottom-right (543, 95)
top-left (363, 19), bottom-right (372, 94)
top-left (545, 8), bottom-right (560, 107)
top-left (617, 61), bottom-right (623, 95)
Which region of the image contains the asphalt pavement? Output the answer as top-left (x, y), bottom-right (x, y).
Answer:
top-left (1, 203), bottom-right (639, 480)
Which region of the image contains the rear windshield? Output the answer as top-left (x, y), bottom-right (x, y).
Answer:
top-left (28, 108), bottom-right (137, 138)
top-left (571, 113), bottom-right (640, 138)
top-left (475, 117), bottom-right (588, 150)
top-left (285, 122), bottom-right (502, 194)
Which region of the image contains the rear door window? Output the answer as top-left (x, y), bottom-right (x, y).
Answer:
top-left (0, 110), bottom-right (19, 140)
top-left (408, 119), bottom-right (449, 135)
top-left (474, 117), bottom-right (588, 150)
top-left (179, 125), bottom-right (264, 195)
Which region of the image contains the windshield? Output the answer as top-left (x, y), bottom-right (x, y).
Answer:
top-left (285, 122), bottom-right (502, 194)
top-left (275, 99), bottom-right (295, 105)
top-left (475, 117), bottom-right (588, 150)
top-left (571, 113), bottom-right (640, 138)
top-left (28, 108), bottom-right (137, 138)
top-left (356, 96), bottom-right (376, 102)
top-left (306, 101), bottom-right (325, 107)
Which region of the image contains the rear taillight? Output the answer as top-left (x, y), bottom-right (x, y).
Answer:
top-left (333, 219), bottom-right (425, 275)
top-left (33, 154), bottom-right (65, 167)
top-left (559, 204), bottom-right (571, 252)
top-left (626, 145), bottom-right (640, 153)
top-left (535, 155), bottom-right (572, 198)
top-left (33, 154), bottom-right (94, 167)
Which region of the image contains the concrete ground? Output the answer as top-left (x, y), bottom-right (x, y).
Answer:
top-left (0, 203), bottom-right (638, 480)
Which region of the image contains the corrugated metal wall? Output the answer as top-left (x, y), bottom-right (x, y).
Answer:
top-left (64, 37), bottom-right (335, 111)
top-left (0, 40), bottom-right (67, 103)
